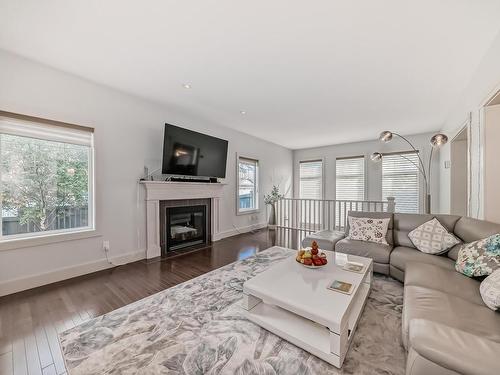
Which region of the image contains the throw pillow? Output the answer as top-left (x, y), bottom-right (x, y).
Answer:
top-left (455, 233), bottom-right (500, 277)
top-left (408, 218), bottom-right (461, 255)
top-left (348, 217), bottom-right (390, 245)
top-left (480, 269), bottom-right (500, 310)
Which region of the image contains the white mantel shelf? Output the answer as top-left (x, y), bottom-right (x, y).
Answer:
top-left (140, 180), bottom-right (226, 259)
top-left (141, 180), bottom-right (226, 201)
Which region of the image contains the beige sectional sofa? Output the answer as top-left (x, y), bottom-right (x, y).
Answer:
top-left (332, 211), bottom-right (500, 375)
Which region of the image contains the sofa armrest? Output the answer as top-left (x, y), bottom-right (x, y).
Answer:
top-left (407, 319), bottom-right (500, 375)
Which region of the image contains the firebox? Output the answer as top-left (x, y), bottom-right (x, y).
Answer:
top-left (160, 201), bottom-right (210, 254)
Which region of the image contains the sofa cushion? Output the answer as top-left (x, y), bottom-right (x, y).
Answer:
top-left (335, 238), bottom-right (392, 264)
top-left (408, 218), bottom-right (461, 255)
top-left (390, 246), bottom-right (455, 273)
top-left (455, 233), bottom-right (500, 277)
top-left (447, 243), bottom-right (462, 261)
top-left (454, 216), bottom-right (500, 243)
top-left (345, 211), bottom-right (393, 245)
top-left (301, 230), bottom-right (345, 251)
top-left (480, 269), bottom-right (500, 311)
top-left (407, 319), bottom-right (500, 375)
top-left (347, 216), bottom-right (390, 245)
top-left (402, 285), bottom-right (500, 348)
top-left (404, 262), bottom-right (483, 306)
top-left (393, 213), bottom-right (461, 248)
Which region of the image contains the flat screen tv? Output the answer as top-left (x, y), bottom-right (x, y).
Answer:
top-left (162, 124), bottom-right (228, 178)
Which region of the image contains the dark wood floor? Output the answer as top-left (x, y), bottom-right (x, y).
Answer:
top-left (0, 228), bottom-right (303, 375)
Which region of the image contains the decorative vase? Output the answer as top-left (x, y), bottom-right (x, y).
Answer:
top-left (268, 203), bottom-right (277, 230)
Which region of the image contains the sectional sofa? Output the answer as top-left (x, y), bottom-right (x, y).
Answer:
top-left (304, 211), bottom-right (500, 375)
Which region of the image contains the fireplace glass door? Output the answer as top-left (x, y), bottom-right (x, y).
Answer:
top-left (166, 205), bottom-right (207, 251)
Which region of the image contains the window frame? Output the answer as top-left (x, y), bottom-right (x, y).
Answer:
top-left (236, 154), bottom-right (260, 215)
top-left (381, 150), bottom-right (421, 214)
top-left (298, 159), bottom-right (324, 200)
top-left (0, 111), bottom-right (96, 250)
top-left (335, 155), bottom-right (366, 201)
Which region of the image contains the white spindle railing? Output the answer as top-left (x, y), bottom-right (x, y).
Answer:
top-left (276, 197), bottom-right (395, 233)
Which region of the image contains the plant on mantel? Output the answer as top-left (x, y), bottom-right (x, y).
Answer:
top-left (264, 185), bottom-right (284, 229)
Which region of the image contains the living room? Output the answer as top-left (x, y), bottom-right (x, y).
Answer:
top-left (0, 1), bottom-right (499, 375)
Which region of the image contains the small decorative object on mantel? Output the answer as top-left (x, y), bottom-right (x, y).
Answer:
top-left (264, 185), bottom-right (284, 230)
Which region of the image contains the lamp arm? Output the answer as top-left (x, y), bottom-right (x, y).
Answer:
top-left (398, 154), bottom-right (427, 178)
top-left (392, 133), bottom-right (428, 182)
top-left (428, 147), bottom-right (434, 191)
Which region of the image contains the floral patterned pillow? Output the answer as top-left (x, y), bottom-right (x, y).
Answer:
top-left (455, 233), bottom-right (500, 277)
top-left (347, 217), bottom-right (390, 245)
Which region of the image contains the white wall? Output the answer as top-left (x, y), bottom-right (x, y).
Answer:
top-left (0, 50), bottom-right (293, 295)
top-left (293, 132), bottom-right (441, 212)
top-left (439, 30), bottom-right (500, 217)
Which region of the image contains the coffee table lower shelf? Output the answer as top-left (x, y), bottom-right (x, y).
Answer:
top-left (242, 282), bottom-right (370, 368)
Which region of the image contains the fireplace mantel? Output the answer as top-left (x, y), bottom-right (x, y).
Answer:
top-left (140, 181), bottom-right (226, 259)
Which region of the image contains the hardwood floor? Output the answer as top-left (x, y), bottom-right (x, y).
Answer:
top-left (0, 228), bottom-right (303, 375)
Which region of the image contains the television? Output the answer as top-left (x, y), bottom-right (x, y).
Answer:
top-left (162, 124), bottom-right (228, 178)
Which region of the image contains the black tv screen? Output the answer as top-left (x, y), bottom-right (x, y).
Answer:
top-left (162, 124), bottom-right (228, 178)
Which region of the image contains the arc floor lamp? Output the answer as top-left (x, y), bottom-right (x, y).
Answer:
top-left (371, 131), bottom-right (448, 214)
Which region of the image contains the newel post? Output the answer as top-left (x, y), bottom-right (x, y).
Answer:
top-left (386, 197), bottom-right (396, 213)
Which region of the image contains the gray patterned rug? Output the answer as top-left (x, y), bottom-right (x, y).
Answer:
top-left (59, 247), bottom-right (405, 374)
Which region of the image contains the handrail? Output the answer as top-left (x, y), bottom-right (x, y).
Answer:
top-left (275, 197), bottom-right (395, 233)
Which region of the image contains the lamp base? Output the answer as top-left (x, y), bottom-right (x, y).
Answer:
top-left (425, 194), bottom-right (431, 214)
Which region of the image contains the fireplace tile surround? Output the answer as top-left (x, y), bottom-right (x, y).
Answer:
top-left (141, 181), bottom-right (225, 259)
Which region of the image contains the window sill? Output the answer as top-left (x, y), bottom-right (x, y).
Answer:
top-left (0, 229), bottom-right (101, 252)
top-left (237, 209), bottom-right (260, 216)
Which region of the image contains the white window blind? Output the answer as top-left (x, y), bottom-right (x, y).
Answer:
top-left (0, 116), bottom-right (93, 146)
top-left (299, 160), bottom-right (323, 199)
top-left (336, 156), bottom-right (365, 201)
top-left (382, 152), bottom-right (420, 213)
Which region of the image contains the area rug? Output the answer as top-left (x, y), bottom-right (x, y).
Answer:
top-left (59, 247), bottom-right (405, 374)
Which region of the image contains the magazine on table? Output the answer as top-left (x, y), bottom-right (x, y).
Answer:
top-left (343, 261), bottom-right (366, 274)
top-left (327, 279), bottom-right (355, 295)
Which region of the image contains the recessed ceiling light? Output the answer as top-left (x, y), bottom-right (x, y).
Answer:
top-left (182, 83), bottom-right (191, 89)
top-left (240, 110), bottom-right (246, 115)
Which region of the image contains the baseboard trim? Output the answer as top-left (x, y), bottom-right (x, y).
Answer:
top-left (213, 222), bottom-right (268, 241)
top-left (0, 249), bottom-right (146, 297)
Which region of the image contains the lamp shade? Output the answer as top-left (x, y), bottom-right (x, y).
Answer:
top-left (430, 133), bottom-right (448, 147)
top-left (379, 131), bottom-right (393, 142)
top-left (370, 152), bottom-right (383, 162)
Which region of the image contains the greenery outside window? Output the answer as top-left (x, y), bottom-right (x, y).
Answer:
top-left (0, 112), bottom-right (94, 241)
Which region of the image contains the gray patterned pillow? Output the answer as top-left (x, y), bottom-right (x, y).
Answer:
top-left (347, 217), bottom-right (390, 245)
top-left (480, 269), bottom-right (500, 310)
top-left (408, 218), bottom-right (460, 255)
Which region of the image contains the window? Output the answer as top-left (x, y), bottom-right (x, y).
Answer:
top-left (237, 157), bottom-right (258, 213)
top-left (0, 112), bottom-right (94, 240)
top-left (336, 156), bottom-right (365, 200)
top-left (299, 160), bottom-right (323, 199)
top-left (382, 152), bottom-right (420, 213)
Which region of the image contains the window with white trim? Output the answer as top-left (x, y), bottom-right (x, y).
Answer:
top-left (237, 157), bottom-right (259, 213)
top-left (0, 113), bottom-right (94, 240)
top-left (382, 152), bottom-right (420, 213)
top-left (299, 160), bottom-right (323, 199)
top-left (336, 156), bottom-right (365, 201)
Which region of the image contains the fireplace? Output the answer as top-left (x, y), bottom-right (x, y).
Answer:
top-left (159, 199), bottom-right (211, 254)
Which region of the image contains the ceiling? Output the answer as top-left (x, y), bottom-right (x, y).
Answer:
top-left (1, 0), bottom-right (500, 149)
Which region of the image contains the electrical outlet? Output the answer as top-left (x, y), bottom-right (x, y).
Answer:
top-left (103, 240), bottom-right (110, 252)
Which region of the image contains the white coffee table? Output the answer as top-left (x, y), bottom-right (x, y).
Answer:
top-left (242, 247), bottom-right (373, 368)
